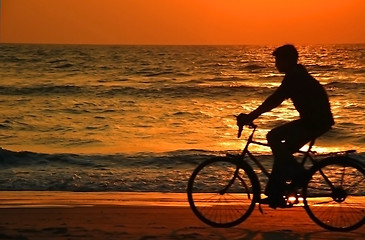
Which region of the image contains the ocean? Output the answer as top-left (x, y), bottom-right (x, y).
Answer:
top-left (0, 44), bottom-right (364, 192)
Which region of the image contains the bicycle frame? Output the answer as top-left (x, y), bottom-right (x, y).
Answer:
top-left (235, 125), bottom-right (356, 194)
top-left (236, 125), bottom-right (316, 180)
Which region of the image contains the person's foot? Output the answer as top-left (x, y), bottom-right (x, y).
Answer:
top-left (259, 196), bottom-right (288, 209)
top-left (284, 163), bottom-right (309, 187)
top-left (290, 167), bottom-right (309, 188)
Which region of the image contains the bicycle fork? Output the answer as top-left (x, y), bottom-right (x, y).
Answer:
top-left (219, 166), bottom-right (252, 201)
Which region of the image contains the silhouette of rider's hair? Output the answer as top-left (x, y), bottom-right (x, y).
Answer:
top-left (272, 44), bottom-right (298, 63)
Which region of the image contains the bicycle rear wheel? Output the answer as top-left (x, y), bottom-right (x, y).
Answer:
top-left (187, 157), bottom-right (259, 228)
top-left (303, 156), bottom-right (365, 231)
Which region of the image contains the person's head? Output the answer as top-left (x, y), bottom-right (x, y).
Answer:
top-left (272, 44), bottom-right (298, 73)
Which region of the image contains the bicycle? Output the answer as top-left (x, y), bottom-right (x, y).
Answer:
top-left (187, 121), bottom-right (365, 231)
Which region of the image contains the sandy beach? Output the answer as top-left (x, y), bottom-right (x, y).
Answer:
top-left (0, 192), bottom-right (363, 240)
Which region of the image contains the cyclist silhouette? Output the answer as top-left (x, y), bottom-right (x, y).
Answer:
top-left (237, 44), bottom-right (334, 208)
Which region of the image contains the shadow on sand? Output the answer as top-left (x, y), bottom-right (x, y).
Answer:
top-left (170, 227), bottom-right (365, 240)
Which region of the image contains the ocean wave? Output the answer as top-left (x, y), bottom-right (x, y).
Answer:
top-left (307, 64), bottom-right (365, 74)
top-left (0, 83), bottom-right (271, 98)
top-left (0, 148), bottom-right (221, 191)
top-left (2, 80), bottom-right (359, 102)
top-left (0, 85), bottom-right (84, 96)
top-left (325, 81), bottom-right (365, 90)
top-left (307, 64), bottom-right (338, 72)
top-left (104, 84), bottom-right (270, 99)
top-left (54, 63), bottom-right (74, 69)
top-left (0, 147), bottom-right (363, 192)
top-left (239, 64), bottom-right (267, 72)
top-left (0, 148), bottom-right (218, 168)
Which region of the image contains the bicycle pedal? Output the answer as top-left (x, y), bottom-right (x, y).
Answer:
top-left (284, 194), bottom-right (302, 205)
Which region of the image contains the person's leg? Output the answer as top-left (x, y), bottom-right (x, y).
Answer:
top-left (265, 120), bottom-right (302, 199)
top-left (267, 120), bottom-right (304, 182)
top-left (265, 120), bottom-right (329, 204)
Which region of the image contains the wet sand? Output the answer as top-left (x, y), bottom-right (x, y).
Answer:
top-left (0, 191), bottom-right (363, 240)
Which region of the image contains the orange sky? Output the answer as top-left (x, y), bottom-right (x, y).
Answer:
top-left (1, 0), bottom-right (365, 45)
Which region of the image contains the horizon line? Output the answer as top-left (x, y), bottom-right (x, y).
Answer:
top-left (1, 41), bottom-right (365, 46)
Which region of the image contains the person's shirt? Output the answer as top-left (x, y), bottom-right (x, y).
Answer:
top-left (275, 64), bottom-right (335, 128)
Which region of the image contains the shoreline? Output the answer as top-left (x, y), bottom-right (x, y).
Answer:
top-left (0, 191), bottom-right (363, 239)
top-left (0, 191), bottom-right (189, 208)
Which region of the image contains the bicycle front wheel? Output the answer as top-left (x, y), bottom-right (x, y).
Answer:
top-left (303, 156), bottom-right (365, 231)
top-left (187, 157), bottom-right (259, 228)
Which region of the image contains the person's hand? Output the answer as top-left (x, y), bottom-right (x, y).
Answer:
top-left (235, 113), bottom-right (254, 138)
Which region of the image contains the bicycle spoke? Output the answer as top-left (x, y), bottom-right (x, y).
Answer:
top-left (304, 157), bottom-right (365, 231)
top-left (340, 166), bottom-right (346, 186)
top-left (237, 175), bottom-right (251, 199)
top-left (343, 202), bottom-right (362, 225)
top-left (187, 157), bottom-right (258, 227)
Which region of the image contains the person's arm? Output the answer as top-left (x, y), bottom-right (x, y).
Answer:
top-left (237, 84), bottom-right (288, 128)
top-left (248, 86), bottom-right (287, 120)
